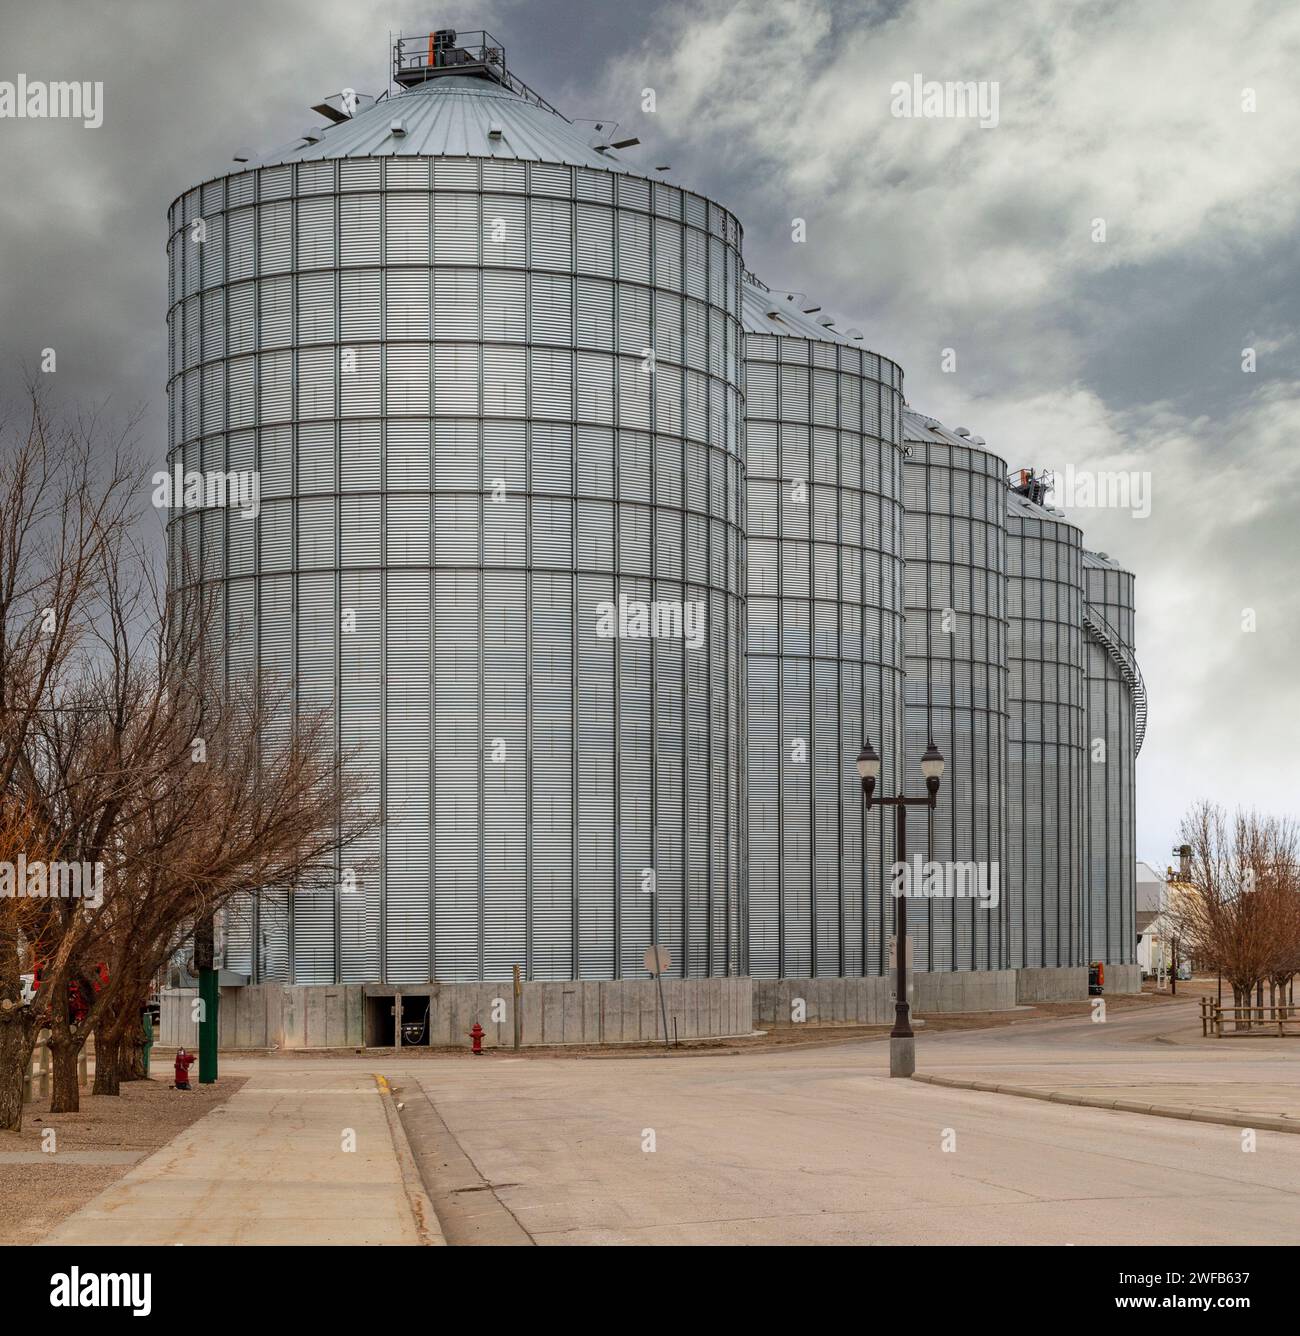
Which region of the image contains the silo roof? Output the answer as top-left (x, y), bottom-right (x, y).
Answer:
top-left (901, 411), bottom-right (1082, 534)
top-left (902, 408), bottom-right (1003, 460)
top-left (742, 274), bottom-right (878, 351)
top-left (1083, 548), bottom-right (1132, 573)
top-left (903, 411), bottom-right (1015, 484)
top-left (1006, 486), bottom-right (1084, 536)
top-left (245, 74), bottom-right (649, 175)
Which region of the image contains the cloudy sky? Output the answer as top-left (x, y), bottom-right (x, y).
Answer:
top-left (2, 0), bottom-right (1297, 868)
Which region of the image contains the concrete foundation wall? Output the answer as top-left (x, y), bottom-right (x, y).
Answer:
top-left (159, 988), bottom-right (200, 1049)
top-left (1016, 966), bottom-right (1089, 1003)
top-left (1103, 962), bottom-right (1141, 994)
top-left (162, 965), bottom-right (1094, 1050)
top-left (913, 969), bottom-right (1018, 1013)
top-left (162, 978), bottom-right (751, 1051)
top-left (753, 970), bottom-right (1018, 1026)
top-left (752, 977), bottom-right (893, 1026)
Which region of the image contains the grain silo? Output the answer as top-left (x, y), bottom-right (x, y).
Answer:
top-left (901, 412), bottom-right (1009, 972)
top-left (1082, 550), bottom-right (1144, 967)
top-left (741, 276), bottom-right (905, 978)
top-left (1005, 476), bottom-right (1087, 969)
top-left (165, 30), bottom-right (747, 988)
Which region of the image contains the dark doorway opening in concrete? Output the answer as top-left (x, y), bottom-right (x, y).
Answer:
top-left (366, 995), bottom-right (395, 1047)
top-left (365, 994), bottom-right (432, 1047)
top-left (400, 995), bottom-right (431, 1047)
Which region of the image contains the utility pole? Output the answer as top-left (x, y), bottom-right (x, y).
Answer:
top-left (194, 915), bottom-right (218, 1084)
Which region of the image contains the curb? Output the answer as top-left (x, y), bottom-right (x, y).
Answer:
top-left (373, 1073), bottom-right (446, 1245)
top-left (910, 1073), bottom-right (1300, 1135)
top-left (388, 1076), bottom-right (534, 1246)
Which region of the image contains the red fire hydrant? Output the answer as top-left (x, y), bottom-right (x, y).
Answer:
top-left (174, 1048), bottom-right (197, 1090)
top-left (469, 1022), bottom-right (484, 1055)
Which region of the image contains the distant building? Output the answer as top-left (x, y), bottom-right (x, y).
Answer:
top-left (1135, 860), bottom-right (1166, 975)
top-left (1137, 859), bottom-right (1197, 978)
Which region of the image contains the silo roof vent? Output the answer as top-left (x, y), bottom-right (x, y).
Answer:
top-left (740, 272), bottom-right (894, 357)
top-left (312, 91), bottom-right (377, 123)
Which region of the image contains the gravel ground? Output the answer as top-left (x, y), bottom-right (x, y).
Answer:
top-left (0, 1074), bottom-right (246, 1245)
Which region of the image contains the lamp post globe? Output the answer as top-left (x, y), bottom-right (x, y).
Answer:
top-left (920, 739), bottom-right (944, 803)
top-left (857, 740), bottom-right (880, 804)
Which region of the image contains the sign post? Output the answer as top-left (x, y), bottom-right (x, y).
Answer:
top-left (644, 946), bottom-right (672, 1049)
top-left (887, 934), bottom-right (914, 1007)
top-left (513, 963), bottom-right (522, 1050)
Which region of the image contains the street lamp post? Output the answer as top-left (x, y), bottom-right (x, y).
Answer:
top-left (856, 739), bottom-right (945, 1078)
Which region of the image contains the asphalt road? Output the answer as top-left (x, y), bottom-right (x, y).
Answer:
top-left (404, 1003), bottom-right (1300, 1244)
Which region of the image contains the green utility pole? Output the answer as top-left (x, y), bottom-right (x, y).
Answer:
top-left (195, 915), bottom-right (218, 1084)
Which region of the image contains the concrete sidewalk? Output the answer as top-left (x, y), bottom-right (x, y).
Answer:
top-left (41, 1070), bottom-right (434, 1245)
top-left (911, 1072), bottom-right (1300, 1133)
top-left (915, 998), bottom-right (1300, 1133)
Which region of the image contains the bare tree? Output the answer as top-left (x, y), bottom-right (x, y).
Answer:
top-left (1, 387), bottom-right (377, 1125)
top-left (1169, 801), bottom-right (1300, 1026)
top-left (0, 799), bottom-right (56, 1130)
top-left (0, 387), bottom-right (140, 1128)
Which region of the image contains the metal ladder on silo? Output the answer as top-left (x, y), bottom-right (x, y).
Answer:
top-left (1082, 605), bottom-right (1147, 757)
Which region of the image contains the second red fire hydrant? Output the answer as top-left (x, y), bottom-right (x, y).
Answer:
top-left (469, 1022), bottom-right (484, 1055)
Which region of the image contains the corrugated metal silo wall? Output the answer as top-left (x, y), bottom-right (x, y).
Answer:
top-left (902, 436), bottom-right (1009, 970)
top-left (165, 156), bottom-right (747, 983)
top-left (1005, 501), bottom-right (1087, 968)
top-left (744, 335), bottom-right (905, 978)
top-left (1084, 563), bottom-right (1137, 965)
